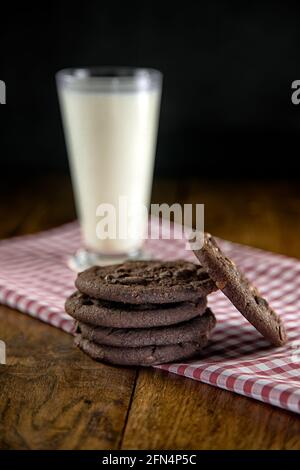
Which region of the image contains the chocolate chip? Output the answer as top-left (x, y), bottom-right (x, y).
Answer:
top-left (175, 267), bottom-right (194, 279)
top-left (117, 276), bottom-right (147, 285)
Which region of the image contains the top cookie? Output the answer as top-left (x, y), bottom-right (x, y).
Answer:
top-left (193, 233), bottom-right (288, 346)
top-left (75, 260), bottom-right (217, 304)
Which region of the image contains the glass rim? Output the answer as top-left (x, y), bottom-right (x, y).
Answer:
top-left (56, 66), bottom-right (162, 83)
top-left (56, 67), bottom-right (162, 93)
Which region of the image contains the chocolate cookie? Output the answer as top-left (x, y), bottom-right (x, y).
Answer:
top-left (193, 233), bottom-right (288, 346)
top-left (75, 260), bottom-right (217, 304)
top-left (74, 335), bottom-right (210, 366)
top-left (65, 291), bottom-right (207, 328)
top-left (77, 308), bottom-right (216, 348)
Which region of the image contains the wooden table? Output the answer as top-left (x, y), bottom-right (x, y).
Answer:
top-left (0, 175), bottom-right (300, 450)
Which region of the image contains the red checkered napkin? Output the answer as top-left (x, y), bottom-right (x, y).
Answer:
top-left (0, 219), bottom-right (300, 414)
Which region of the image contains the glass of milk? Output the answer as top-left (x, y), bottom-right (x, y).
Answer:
top-left (56, 67), bottom-right (162, 269)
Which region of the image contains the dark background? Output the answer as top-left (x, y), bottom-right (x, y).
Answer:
top-left (1, 1), bottom-right (300, 178)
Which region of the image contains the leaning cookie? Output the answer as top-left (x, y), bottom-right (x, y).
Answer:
top-left (74, 335), bottom-right (210, 366)
top-left (75, 260), bottom-right (217, 304)
top-left (77, 308), bottom-right (216, 348)
top-left (65, 291), bottom-right (207, 328)
top-left (193, 233), bottom-right (287, 346)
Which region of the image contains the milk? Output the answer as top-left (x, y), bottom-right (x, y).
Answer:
top-left (58, 84), bottom-right (161, 255)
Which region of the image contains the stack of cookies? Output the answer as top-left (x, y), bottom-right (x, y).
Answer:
top-left (65, 260), bottom-right (218, 366)
top-left (66, 233), bottom-right (288, 366)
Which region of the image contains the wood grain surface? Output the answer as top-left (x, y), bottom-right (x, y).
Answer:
top-left (0, 174), bottom-right (300, 450)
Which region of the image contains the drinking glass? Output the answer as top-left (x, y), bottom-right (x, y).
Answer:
top-left (56, 67), bottom-right (162, 269)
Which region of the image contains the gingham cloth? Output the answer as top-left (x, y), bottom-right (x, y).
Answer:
top-left (0, 219), bottom-right (300, 414)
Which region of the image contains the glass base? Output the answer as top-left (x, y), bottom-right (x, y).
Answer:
top-left (67, 248), bottom-right (153, 272)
